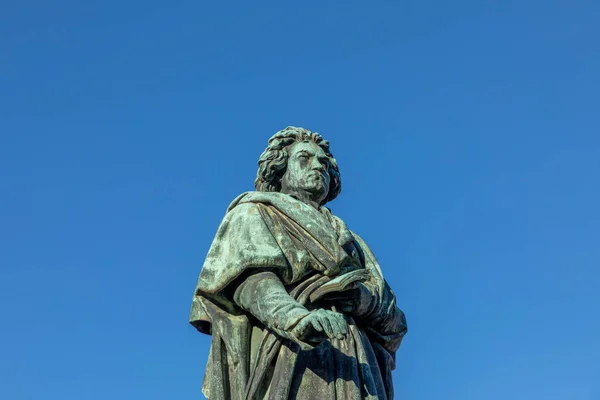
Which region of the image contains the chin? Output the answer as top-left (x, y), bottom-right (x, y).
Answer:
top-left (308, 187), bottom-right (328, 201)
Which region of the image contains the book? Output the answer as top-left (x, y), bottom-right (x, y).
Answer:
top-left (309, 269), bottom-right (370, 303)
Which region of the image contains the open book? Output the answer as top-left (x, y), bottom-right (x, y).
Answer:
top-left (309, 269), bottom-right (370, 303)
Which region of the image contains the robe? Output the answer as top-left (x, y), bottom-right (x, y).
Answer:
top-left (189, 191), bottom-right (407, 399)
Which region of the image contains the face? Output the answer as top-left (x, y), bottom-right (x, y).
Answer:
top-left (280, 141), bottom-right (331, 205)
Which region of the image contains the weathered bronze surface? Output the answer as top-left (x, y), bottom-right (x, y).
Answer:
top-left (190, 127), bottom-right (407, 399)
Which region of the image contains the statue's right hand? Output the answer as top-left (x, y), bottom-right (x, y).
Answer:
top-left (291, 309), bottom-right (348, 342)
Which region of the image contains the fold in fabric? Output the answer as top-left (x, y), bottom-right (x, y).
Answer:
top-left (190, 192), bottom-right (407, 399)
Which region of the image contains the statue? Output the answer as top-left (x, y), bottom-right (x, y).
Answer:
top-left (189, 127), bottom-right (408, 399)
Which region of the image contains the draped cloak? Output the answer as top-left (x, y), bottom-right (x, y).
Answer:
top-left (189, 192), bottom-right (407, 399)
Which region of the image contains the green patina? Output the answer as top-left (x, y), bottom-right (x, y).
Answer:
top-left (190, 127), bottom-right (407, 399)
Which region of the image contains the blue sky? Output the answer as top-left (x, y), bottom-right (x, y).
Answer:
top-left (1, 1), bottom-right (599, 399)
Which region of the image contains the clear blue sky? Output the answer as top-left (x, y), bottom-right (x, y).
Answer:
top-left (1, 1), bottom-right (599, 399)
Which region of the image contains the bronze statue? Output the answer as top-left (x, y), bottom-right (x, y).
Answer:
top-left (190, 127), bottom-right (407, 399)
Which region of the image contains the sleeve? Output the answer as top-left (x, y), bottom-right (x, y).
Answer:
top-left (233, 271), bottom-right (311, 343)
top-left (360, 280), bottom-right (408, 352)
top-left (352, 233), bottom-right (408, 354)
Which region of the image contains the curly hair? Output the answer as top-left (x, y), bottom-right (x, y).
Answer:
top-left (254, 126), bottom-right (342, 204)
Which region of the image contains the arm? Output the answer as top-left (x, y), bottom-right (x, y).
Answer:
top-left (233, 271), bottom-right (310, 338)
top-left (348, 234), bottom-right (408, 353)
top-left (233, 271), bottom-right (348, 347)
top-left (359, 280), bottom-right (407, 353)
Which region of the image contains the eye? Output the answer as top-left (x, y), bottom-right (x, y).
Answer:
top-left (319, 157), bottom-right (331, 167)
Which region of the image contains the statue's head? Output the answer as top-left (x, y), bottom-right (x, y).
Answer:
top-left (255, 126), bottom-right (342, 207)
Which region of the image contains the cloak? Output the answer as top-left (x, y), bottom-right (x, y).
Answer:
top-left (190, 192), bottom-right (407, 399)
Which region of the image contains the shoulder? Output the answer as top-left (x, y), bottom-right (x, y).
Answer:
top-left (209, 198), bottom-right (278, 250)
top-left (350, 231), bottom-right (386, 275)
top-left (226, 191), bottom-right (290, 212)
top-left (350, 231), bottom-right (370, 256)
top-left (222, 201), bottom-right (262, 225)
top-left (226, 192), bottom-right (253, 212)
